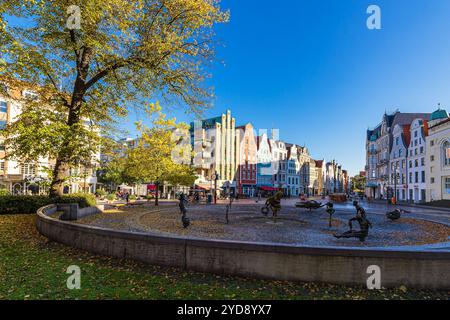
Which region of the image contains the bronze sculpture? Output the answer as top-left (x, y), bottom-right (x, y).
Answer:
top-left (386, 209), bottom-right (409, 221)
top-left (262, 190), bottom-right (283, 222)
top-left (179, 193), bottom-right (190, 228)
top-left (225, 193), bottom-right (234, 224)
top-left (334, 201), bottom-right (372, 242)
top-left (326, 202), bottom-right (335, 228)
top-left (295, 200), bottom-right (326, 211)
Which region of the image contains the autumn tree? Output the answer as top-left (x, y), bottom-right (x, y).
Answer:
top-left (0, 0), bottom-right (228, 196)
top-left (351, 174), bottom-right (366, 193)
top-left (124, 103), bottom-right (195, 205)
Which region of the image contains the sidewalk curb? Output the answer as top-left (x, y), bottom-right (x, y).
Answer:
top-left (369, 199), bottom-right (450, 213)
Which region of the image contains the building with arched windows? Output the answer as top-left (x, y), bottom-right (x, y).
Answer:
top-left (426, 108), bottom-right (450, 202)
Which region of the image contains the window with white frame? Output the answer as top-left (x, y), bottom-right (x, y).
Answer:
top-left (20, 163), bottom-right (36, 176)
top-left (444, 141), bottom-right (450, 167)
top-left (445, 178), bottom-right (450, 193)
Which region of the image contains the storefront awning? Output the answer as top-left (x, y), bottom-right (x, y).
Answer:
top-left (119, 184), bottom-right (133, 190)
top-left (259, 186), bottom-right (278, 191)
top-left (195, 184), bottom-right (212, 191)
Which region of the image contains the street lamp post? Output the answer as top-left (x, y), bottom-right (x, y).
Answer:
top-left (213, 171), bottom-right (220, 205)
top-left (393, 162), bottom-right (399, 205)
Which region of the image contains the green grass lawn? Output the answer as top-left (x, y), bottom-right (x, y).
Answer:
top-left (0, 214), bottom-right (447, 300)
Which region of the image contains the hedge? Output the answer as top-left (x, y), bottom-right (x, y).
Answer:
top-left (0, 193), bottom-right (97, 215)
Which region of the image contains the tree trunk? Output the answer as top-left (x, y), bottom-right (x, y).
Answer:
top-left (49, 45), bottom-right (94, 197)
top-left (48, 97), bottom-right (83, 197)
top-left (49, 158), bottom-right (69, 197)
top-left (155, 181), bottom-right (159, 206)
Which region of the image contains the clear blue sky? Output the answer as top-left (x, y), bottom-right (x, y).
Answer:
top-left (6, 1), bottom-right (450, 176)
top-left (124, 0), bottom-right (450, 176)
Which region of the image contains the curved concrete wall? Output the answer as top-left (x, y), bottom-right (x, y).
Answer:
top-left (36, 205), bottom-right (450, 290)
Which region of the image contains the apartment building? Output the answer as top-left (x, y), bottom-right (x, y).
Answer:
top-left (190, 110), bottom-right (239, 191)
top-left (285, 144), bottom-right (301, 196)
top-left (426, 109), bottom-right (450, 202)
top-left (0, 81), bottom-right (99, 194)
top-left (366, 111), bottom-right (431, 199)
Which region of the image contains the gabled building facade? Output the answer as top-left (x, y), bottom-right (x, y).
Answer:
top-left (407, 119), bottom-right (428, 203)
top-left (236, 123), bottom-right (257, 196)
top-left (256, 133), bottom-right (273, 189)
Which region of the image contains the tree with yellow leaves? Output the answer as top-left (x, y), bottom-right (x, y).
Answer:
top-left (120, 102), bottom-right (196, 205)
top-left (0, 0), bottom-right (228, 196)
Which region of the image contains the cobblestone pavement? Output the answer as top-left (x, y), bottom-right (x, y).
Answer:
top-left (78, 198), bottom-right (450, 250)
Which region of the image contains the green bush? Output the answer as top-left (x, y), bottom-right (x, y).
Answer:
top-left (129, 194), bottom-right (137, 201)
top-left (106, 193), bottom-right (116, 201)
top-left (0, 193), bottom-right (97, 215)
top-left (0, 189), bottom-right (10, 196)
top-left (95, 189), bottom-right (107, 198)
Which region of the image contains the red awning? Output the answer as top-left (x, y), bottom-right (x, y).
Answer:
top-left (195, 184), bottom-right (211, 191)
top-left (260, 186), bottom-right (278, 191)
top-left (147, 184), bottom-right (157, 191)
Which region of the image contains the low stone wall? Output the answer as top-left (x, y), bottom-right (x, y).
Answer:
top-left (36, 205), bottom-right (450, 289)
top-left (58, 203), bottom-right (103, 221)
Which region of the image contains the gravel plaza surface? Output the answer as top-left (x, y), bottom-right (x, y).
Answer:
top-left (76, 199), bottom-right (450, 249)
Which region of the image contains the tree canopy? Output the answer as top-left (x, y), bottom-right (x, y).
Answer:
top-left (0, 0), bottom-right (228, 196)
top-left (100, 103), bottom-right (196, 198)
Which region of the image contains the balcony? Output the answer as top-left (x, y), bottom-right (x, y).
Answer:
top-left (202, 141), bottom-right (212, 148)
top-left (368, 149), bottom-right (378, 155)
top-left (202, 152), bottom-right (212, 159)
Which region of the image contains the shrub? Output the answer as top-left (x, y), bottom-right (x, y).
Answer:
top-left (0, 189), bottom-right (10, 196)
top-left (95, 189), bottom-right (107, 198)
top-left (129, 195), bottom-right (137, 201)
top-left (106, 194), bottom-right (116, 201)
top-left (0, 193), bottom-right (97, 215)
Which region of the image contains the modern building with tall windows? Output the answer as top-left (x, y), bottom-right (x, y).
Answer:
top-left (190, 110), bottom-right (239, 192)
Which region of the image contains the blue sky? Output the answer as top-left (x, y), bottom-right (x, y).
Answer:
top-left (6, 1), bottom-right (450, 175)
top-left (123, 0), bottom-right (450, 176)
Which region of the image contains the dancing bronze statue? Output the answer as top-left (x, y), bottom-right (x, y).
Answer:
top-left (179, 193), bottom-right (190, 228)
top-left (334, 201), bottom-right (372, 242)
top-left (326, 202), bottom-right (335, 228)
top-left (262, 190), bottom-right (283, 222)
